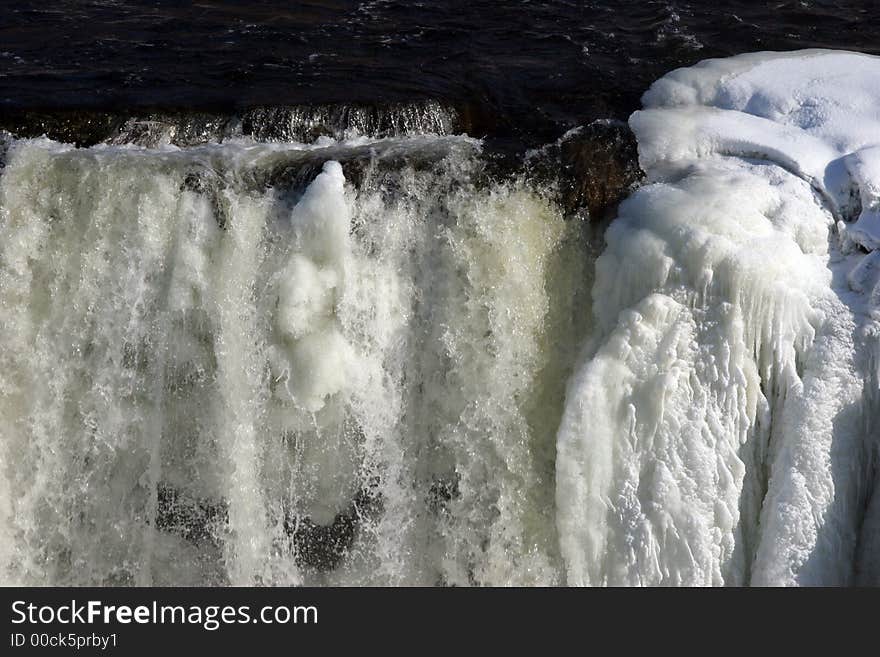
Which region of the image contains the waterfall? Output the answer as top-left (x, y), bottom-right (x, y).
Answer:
top-left (2, 49), bottom-right (880, 587)
top-left (0, 133), bottom-right (593, 585)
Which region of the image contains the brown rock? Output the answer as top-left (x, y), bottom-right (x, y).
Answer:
top-left (528, 120), bottom-right (644, 221)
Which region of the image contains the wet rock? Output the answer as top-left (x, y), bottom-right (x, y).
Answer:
top-left (0, 110), bottom-right (128, 147)
top-left (155, 483), bottom-right (381, 572)
top-left (528, 120), bottom-right (644, 220)
top-left (109, 114), bottom-right (237, 147)
top-left (0, 109), bottom-right (238, 148)
top-left (251, 136), bottom-right (482, 195)
top-left (156, 484), bottom-right (226, 545)
top-left (0, 101), bottom-right (459, 148)
top-left (285, 487), bottom-right (382, 572)
top-left (179, 168), bottom-right (229, 230)
top-left (241, 101), bottom-right (460, 143)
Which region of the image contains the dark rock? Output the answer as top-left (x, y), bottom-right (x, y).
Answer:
top-left (0, 101), bottom-right (460, 148)
top-left (0, 109), bottom-right (237, 148)
top-left (156, 484), bottom-right (226, 545)
top-left (179, 168), bottom-right (228, 230)
top-left (285, 487), bottom-right (382, 572)
top-left (527, 120), bottom-right (644, 220)
top-left (250, 136), bottom-right (481, 196)
top-left (241, 101), bottom-right (459, 143)
top-left (155, 482), bottom-right (381, 572)
top-left (0, 110), bottom-right (128, 147)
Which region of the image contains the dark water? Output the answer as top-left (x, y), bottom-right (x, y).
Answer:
top-left (1, 1), bottom-right (877, 148)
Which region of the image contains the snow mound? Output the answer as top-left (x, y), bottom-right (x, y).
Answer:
top-left (636, 50), bottom-right (880, 247)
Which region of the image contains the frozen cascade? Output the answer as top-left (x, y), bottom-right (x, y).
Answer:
top-left (0, 135), bottom-right (592, 585)
top-left (4, 49), bottom-right (880, 588)
top-left (557, 50), bottom-right (880, 586)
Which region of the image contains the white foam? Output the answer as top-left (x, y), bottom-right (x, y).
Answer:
top-left (0, 135), bottom-right (588, 585)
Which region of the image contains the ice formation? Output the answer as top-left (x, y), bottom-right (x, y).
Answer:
top-left (557, 50), bottom-right (880, 585)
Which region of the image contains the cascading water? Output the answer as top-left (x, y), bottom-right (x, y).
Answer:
top-left (2, 49), bottom-right (880, 587)
top-left (0, 131), bottom-right (593, 586)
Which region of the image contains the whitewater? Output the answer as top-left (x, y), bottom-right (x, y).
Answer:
top-left (1, 50), bottom-right (879, 586)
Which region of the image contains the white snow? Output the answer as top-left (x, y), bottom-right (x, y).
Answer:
top-left (636, 50), bottom-right (880, 242)
top-left (557, 50), bottom-right (880, 585)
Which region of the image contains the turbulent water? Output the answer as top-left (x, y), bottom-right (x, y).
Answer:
top-left (2, 4), bottom-right (880, 588)
top-left (0, 132), bottom-right (594, 585)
